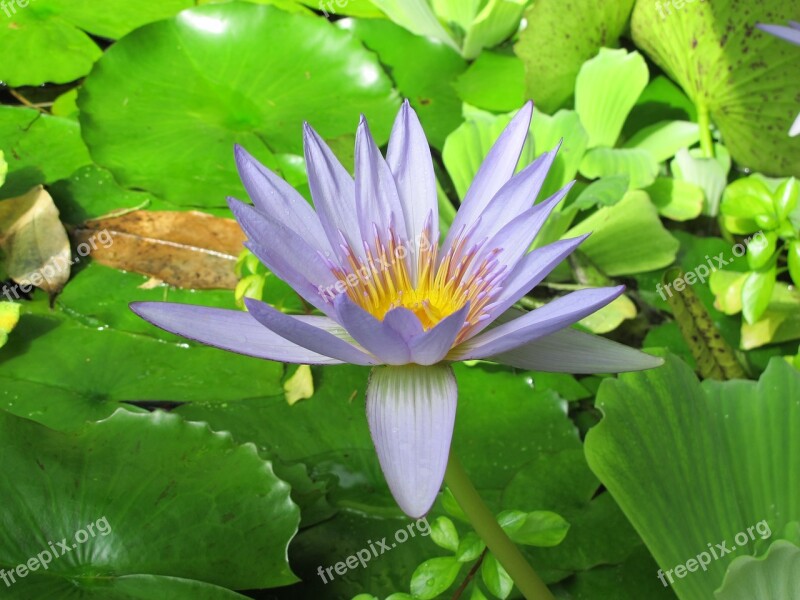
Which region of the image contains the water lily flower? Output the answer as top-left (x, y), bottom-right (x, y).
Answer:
top-left (757, 21), bottom-right (800, 137)
top-left (131, 101), bottom-right (662, 518)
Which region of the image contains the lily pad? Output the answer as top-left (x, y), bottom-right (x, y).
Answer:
top-left (78, 3), bottom-right (400, 207)
top-left (0, 408), bottom-right (299, 594)
top-left (631, 0), bottom-right (800, 176)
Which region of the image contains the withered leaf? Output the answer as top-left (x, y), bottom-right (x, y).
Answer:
top-left (0, 186), bottom-right (71, 295)
top-left (72, 210), bottom-right (247, 289)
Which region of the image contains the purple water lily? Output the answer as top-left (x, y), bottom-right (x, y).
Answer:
top-left (757, 21), bottom-right (800, 137)
top-left (132, 101), bottom-right (661, 518)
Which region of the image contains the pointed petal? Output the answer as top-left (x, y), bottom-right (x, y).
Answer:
top-left (451, 285), bottom-right (625, 359)
top-left (303, 123), bottom-right (363, 256)
top-left (234, 145), bottom-right (332, 257)
top-left (408, 304), bottom-right (469, 366)
top-left (790, 111), bottom-right (800, 137)
top-left (333, 295), bottom-right (411, 365)
top-left (355, 115), bottom-right (407, 248)
top-left (442, 102), bottom-right (533, 256)
top-left (387, 100), bottom-right (438, 281)
top-left (757, 22), bottom-right (800, 45)
top-left (367, 364), bottom-right (457, 518)
top-left (490, 327), bottom-right (664, 373)
top-left (130, 302), bottom-right (344, 364)
top-left (244, 298), bottom-right (377, 365)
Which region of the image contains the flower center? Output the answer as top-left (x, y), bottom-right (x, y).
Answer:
top-left (328, 227), bottom-right (505, 339)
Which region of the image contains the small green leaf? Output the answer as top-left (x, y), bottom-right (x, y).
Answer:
top-left (430, 516), bottom-right (460, 552)
top-left (715, 541), bottom-right (800, 600)
top-left (0, 302), bottom-right (21, 349)
top-left (746, 231), bottom-right (778, 270)
top-left (709, 270), bottom-right (748, 315)
top-left (580, 147), bottom-right (658, 189)
top-left (442, 487), bottom-right (468, 522)
top-left (742, 265), bottom-right (777, 325)
top-left (623, 120), bottom-right (700, 163)
top-left (789, 241), bottom-right (800, 287)
top-left (645, 177), bottom-right (704, 221)
top-left (284, 364), bottom-right (314, 406)
top-left (410, 556), bottom-right (462, 600)
top-left (455, 532), bottom-right (485, 562)
top-left (773, 177), bottom-right (799, 222)
top-left (470, 586), bottom-right (489, 600)
top-left (497, 510), bottom-right (570, 547)
top-left (480, 554), bottom-right (513, 599)
top-left (575, 48), bottom-right (649, 148)
top-left (570, 175), bottom-right (629, 211)
top-left (671, 148), bottom-right (729, 217)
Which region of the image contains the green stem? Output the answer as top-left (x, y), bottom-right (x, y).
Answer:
top-left (444, 452), bottom-right (554, 600)
top-left (697, 104), bottom-right (714, 159)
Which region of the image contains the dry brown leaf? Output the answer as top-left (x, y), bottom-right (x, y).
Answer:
top-left (0, 186), bottom-right (71, 295)
top-left (72, 210), bottom-right (247, 289)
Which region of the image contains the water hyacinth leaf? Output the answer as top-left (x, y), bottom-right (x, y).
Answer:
top-left (0, 186), bottom-right (71, 296)
top-left (578, 293), bottom-right (637, 334)
top-left (746, 231), bottom-right (778, 270)
top-left (72, 210), bottom-right (246, 289)
top-left (740, 282), bottom-right (800, 350)
top-left (453, 51), bottom-right (526, 112)
top-left (575, 48), bottom-right (649, 149)
top-left (460, 0), bottom-right (527, 59)
top-left (497, 510), bottom-right (570, 547)
top-left (0, 302), bottom-right (21, 348)
top-left (0, 409), bottom-right (299, 593)
top-left (342, 18), bottom-right (467, 149)
top-left (410, 556), bottom-right (462, 600)
top-left (742, 264), bottom-right (777, 324)
top-left (773, 177), bottom-right (799, 221)
top-left (714, 541), bottom-right (800, 600)
top-left (481, 553), bottom-right (513, 599)
top-left (671, 148), bottom-right (729, 217)
top-left (720, 176), bottom-right (776, 221)
top-left (645, 177), bottom-right (704, 221)
top-left (430, 516), bottom-right (460, 552)
top-left (569, 175), bottom-right (629, 211)
top-left (366, 0), bottom-right (458, 51)
top-left (0, 106), bottom-right (91, 199)
top-left (565, 191), bottom-right (680, 276)
top-left (455, 532), bottom-right (485, 562)
top-left (710, 270), bottom-right (748, 315)
top-left (514, 0), bottom-right (635, 112)
top-left (284, 364), bottom-right (314, 406)
top-left (661, 267), bottom-right (746, 380)
top-left (789, 241), bottom-right (800, 287)
top-left (623, 120), bottom-right (701, 163)
top-left (579, 147), bottom-right (658, 190)
top-left (631, 0), bottom-right (800, 176)
top-left (78, 3), bottom-right (399, 207)
top-left (585, 355), bottom-right (800, 600)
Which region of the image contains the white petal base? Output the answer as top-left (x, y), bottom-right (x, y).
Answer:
top-left (366, 364), bottom-right (457, 518)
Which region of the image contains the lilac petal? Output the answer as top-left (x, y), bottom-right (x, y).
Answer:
top-left (130, 302), bottom-right (343, 364)
top-left (234, 145), bottom-right (332, 257)
top-left (333, 295), bottom-right (411, 365)
top-left (367, 363), bottom-right (457, 517)
top-left (757, 22), bottom-right (800, 45)
top-left (228, 198), bottom-right (338, 314)
top-left (451, 285), bottom-right (625, 359)
top-left (386, 100), bottom-right (438, 281)
top-left (303, 123), bottom-right (363, 256)
top-left (790, 112), bottom-right (800, 137)
top-left (244, 298), bottom-right (377, 365)
top-left (490, 326), bottom-right (664, 373)
top-left (408, 304), bottom-right (469, 366)
top-left (355, 115), bottom-right (407, 248)
top-left (441, 102), bottom-right (533, 257)
top-left (467, 235), bottom-right (590, 339)
top-left (383, 306), bottom-right (425, 341)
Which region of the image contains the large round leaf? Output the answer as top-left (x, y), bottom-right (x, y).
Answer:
top-left (0, 409), bottom-right (300, 595)
top-left (78, 3), bottom-right (400, 207)
top-left (631, 0), bottom-right (800, 176)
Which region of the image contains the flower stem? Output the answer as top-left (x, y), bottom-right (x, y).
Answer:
top-left (697, 104), bottom-right (714, 159)
top-left (443, 452), bottom-right (554, 600)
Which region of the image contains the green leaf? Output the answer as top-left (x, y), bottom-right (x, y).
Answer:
top-left (623, 120), bottom-right (700, 163)
top-left (789, 240), bottom-right (800, 287)
top-left (455, 532), bottom-right (485, 563)
top-left (0, 409), bottom-right (299, 593)
top-left (660, 267), bottom-right (747, 380)
top-left (367, 0), bottom-right (458, 51)
top-left (746, 231), bottom-right (778, 270)
top-left (742, 264), bottom-right (777, 324)
top-left (645, 177), bottom-right (704, 221)
top-left (564, 190), bottom-right (680, 276)
top-left (709, 270), bottom-right (748, 315)
top-left (721, 177), bottom-right (776, 220)
top-left (78, 3), bottom-right (400, 207)
top-left (497, 510), bottom-right (570, 547)
top-left (514, 0), bottom-right (635, 112)
top-left (480, 554), bottom-right (513, 599)
top-left (575, 48), bottom-right (649, 148)
top-left (579, 147), bottom-right (658, 190)
top-left (430, 516), bottom-right (460, 552)
top-left (585, 354), bottom-right (800, 599)
top-left (740, 282), bottom-right (800, 350)
top-left (671, 147), bottom-right (730, 217)
top-left (342, 17), bottom-right (466, 149)
top-left (774, 177), bottom-right (799, 223)
top-left (460, 0), bottom-right (527, 60)
top-left (715, 541), bottom-right (800, 600)
top-left (453, 51), bottom-right (526, 112)
top-left (284, 364), bottom-right (314, 406)
top-left (0, 302), bottom-right (20, 349)
top-left (631, 0), bottom-right (800, 176)
top-left (410, 556), bottom-right (462, 600)
top-left (569, 175), bottom-right (629, 211)
top-left (0, 150), bottom-right (7, 188)
top-left (0, 106), bottom-right (92, 199)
